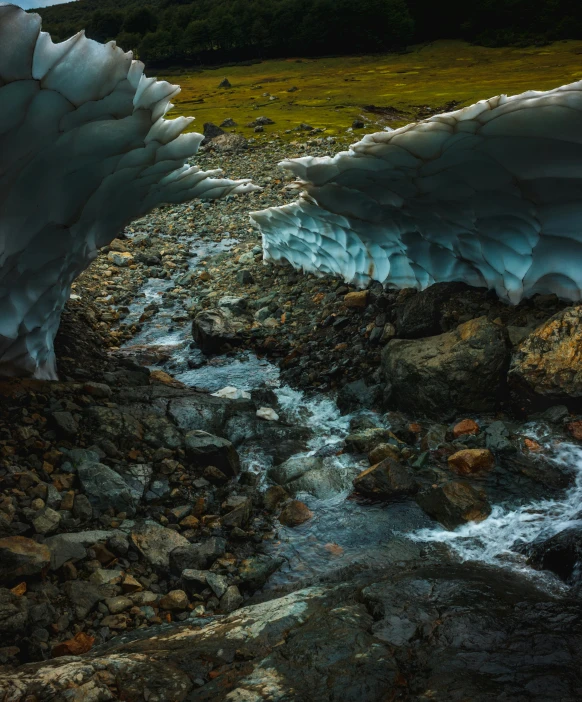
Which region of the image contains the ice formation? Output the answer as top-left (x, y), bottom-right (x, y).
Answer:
top-left (252, 81), bottom-right (582, 304)
top-left (0, 4), bottom-right (257, 379)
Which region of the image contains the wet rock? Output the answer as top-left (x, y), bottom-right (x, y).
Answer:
top-left (509, 306), bottom-right (582, 409)
top-left (353, 458), bottom-right (417, 499)
top-left (263, 485), bottom-right (289, 511)
top-left (448, 448), bottom-right (495, 475)
top-left (268, 455), bottom-right (356, 499)
top-left (77, 461), bottom-right (137, 516)
top-left (526, 527), bottom-right (582, 584)
top-left (238, 554), bottom-right (284, 588)
top-left (368, 443), bottom-right (400, 464)
top-left (131, 521), bottom-right (191, 570)
top-left (344, 428), bottom-right (395, 454)
top-left (0, 537), bottom-right (50, 582)
top-left (184, 430), bottom-right (240, 476)
top-left (395, 282), bottom-right (471, 338)
top-left (484, 420), bottom-right (514, 453)
top-left (382, 317), bottom-right (509, 418)
top-left (256, 406), bottom-right (279, 421)
top-left (337, 379), bottom-right (382, 413)
top-left (279, 500), bottom-right (313, 527)
top-left (416, 481), bottom-right (491, 529)
top-left (221, 495), bottom-right (252, 528)
top-left (192, 308), bottom-right (242, 353)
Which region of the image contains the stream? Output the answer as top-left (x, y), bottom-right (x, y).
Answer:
top-left (118, 222), bottom-right (582, 597)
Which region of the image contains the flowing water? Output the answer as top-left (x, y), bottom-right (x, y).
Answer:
top-left (120, 228), bottom-right (582, 594)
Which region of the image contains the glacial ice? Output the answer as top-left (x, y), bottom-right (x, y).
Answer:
top-left (251, 82), bottom-right (582, 304)
top-left (0, 4), bottom-right (257, 379)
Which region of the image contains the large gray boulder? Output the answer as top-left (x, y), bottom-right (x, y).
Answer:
top-left (2, 562), bottom-right (581, 701)
top-left (382, 316), bottom-right (509, 418)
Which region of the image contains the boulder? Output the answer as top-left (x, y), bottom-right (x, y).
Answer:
top-left (447, 449), bottom-right (495, 475)
top-left (210, 133), bottom-right (248, 152)
top-left (526, 527), bottom-right (582, 584)
top-left (415, 481), bottom-right (491, 529)
top-left (0, 537), bottom-right (50, 582)
top-left (337, 379), bottom-right (382, 413)
top-left (509, 306), bottom-right (582, 409)
top-left (44, 530), bottom-right (114, 570)
top-left (184, 430), bottom-right (240, 476)
top-left (382, 317), bottom-right (509, 418)
top-left (395, 282), bottom-right (471, 338)
top-left (268, 455), bottom-right (358, 499)
top-left (169, 537), bottom-right (226, 573)
top-left (353, 458), bottom-right (418, 499)
top-left (131, 521), bottom-right (191, 570)
top-left (77, 461), bottom-right (137, 515)
top-left (279, 500), bottom-right (313, 527)
top-left (192, 308), bottom-right (242, 353)
top-left (238, 554), bottom-right (284, 589)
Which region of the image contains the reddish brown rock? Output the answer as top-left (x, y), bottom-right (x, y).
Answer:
top-left (279, 500), bottom-right (313, 527)
top-left (567, 421), bottom-right (582, 441)
top-left (448, 449), bottom-right (495, 475)
top-left (453, 419), bottom-right (479, 438)
top-left (52, 632), bottom-right (95, 658)
top-left (509, 306), bottom-right (582, 407)
top-left (416, 481), bottom-right (491, 529)
top-left (344, 291), bottom-right (369, 308)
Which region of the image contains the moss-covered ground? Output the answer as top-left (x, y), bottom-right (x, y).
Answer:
top-left (161, 40), bottom-right (582, 140)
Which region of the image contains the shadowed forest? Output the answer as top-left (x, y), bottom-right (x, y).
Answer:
top-left (37, 0), bottom-right (582, 66)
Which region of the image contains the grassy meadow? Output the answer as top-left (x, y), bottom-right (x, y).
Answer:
top-left (161, 39), bottom-right (582, 140)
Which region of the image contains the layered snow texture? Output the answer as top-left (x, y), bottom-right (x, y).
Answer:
top-left (252, 81), bottom-right (582, 305)
top-left (0, 4), bottom-right (257, 379)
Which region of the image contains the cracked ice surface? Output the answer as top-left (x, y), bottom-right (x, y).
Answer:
top-left (0, 4), bottom-right (257, 379)
top-left (252, 82), bottom-right (582, 305)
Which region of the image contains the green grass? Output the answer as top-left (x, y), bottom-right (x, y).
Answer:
top-left (161, 40), bottom-right (582, 140)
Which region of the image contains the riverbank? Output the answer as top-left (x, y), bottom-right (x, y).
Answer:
top-left (2, 137), bottom-right (582, 699)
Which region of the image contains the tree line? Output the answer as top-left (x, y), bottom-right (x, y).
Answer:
top-left (37, 0), bottom-right (582, 66)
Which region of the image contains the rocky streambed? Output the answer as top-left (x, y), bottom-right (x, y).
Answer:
top-left (1, 140), bottom-right (582, 700)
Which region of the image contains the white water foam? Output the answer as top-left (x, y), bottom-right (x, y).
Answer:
top-left (412, 427), bottom-right (582, 572)
top-left (275, 385), bottom-right (351, 448)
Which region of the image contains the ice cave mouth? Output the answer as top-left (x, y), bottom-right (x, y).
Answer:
top-left (0, 3), bottom-right (257, 380)
top-left (251, 80), bottom-right (582, 305)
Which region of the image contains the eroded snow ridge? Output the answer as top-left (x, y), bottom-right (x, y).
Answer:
top-left (252, 82), bottom-right (582, 304)
top-left (0, 4), bottom-right (256, 379)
